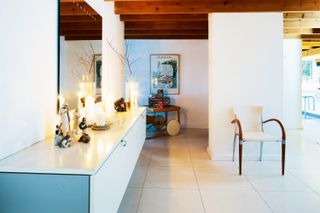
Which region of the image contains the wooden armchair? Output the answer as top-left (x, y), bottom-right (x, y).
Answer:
top-left (231, 106), bottom-right (286, 175)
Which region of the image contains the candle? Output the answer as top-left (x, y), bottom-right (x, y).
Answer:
top-left (77, 92), bottom-right (82, 108)
top-left (85, 95), bottom-right (95, 126)
top-left (96, 112), bottom-right (105, 126)
top-left (58, 95), bottom-right (65, 106)
top-left (129, 82), bottom-right (139, 109)
top-left (125, 82), bottom-right (130, 102)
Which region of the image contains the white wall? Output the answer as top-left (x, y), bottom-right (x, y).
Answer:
top-left (208, 13), bottom-right (283, 160)
top-left (60, 39), bottom-right (102, 109)
top-left (0, 0), bottom-right (57, 160)
top-left (126, 40), bottom-right (209, 129)
top-left (283, 39), bottom-right (303, 129)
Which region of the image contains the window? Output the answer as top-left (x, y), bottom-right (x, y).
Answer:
top-left (302, 60), bottom-right (313, 81)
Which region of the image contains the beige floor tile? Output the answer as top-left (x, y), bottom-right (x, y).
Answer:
top-left (136, 146), bottom-right (153, 166)
top-left (242, 168), bottom-right (285, 176)
top-left (289, 169), bottom-right (320, 193)
top-left (195, 167), bottom-right (254, 190)
top-left (201, 190), bottom-right (272, 213)
top-left (123, 125), bottom-right (320, 213)
top-left (190, 151), bottom-right (211, 160)
top-left (246, 173), bottom-right (312, 192)
top-left (260, 191), bottom-right (320, 213)
top-left (153, 138), bottom-right (188, 149)
top-left (118, 188), bottom-right (142, 213)
top-left (129, 166), bottom-right (148, 188)
top-left (137, 189), bottom-right (205, 213)
top-left (150, 149), bottom-right (192, 167)
top-left (192, 160), bottom-right (237, 169)
top-left (144, 166), bottom-right (198, 189)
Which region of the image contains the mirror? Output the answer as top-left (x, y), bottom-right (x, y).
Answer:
top-left (59, 0), bottom-right (102, 110)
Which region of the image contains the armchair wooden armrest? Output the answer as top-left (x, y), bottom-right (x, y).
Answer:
top-left (262, 118), bottom-right (286, 141)
top-left (231, 119), bottom-right (243, 141)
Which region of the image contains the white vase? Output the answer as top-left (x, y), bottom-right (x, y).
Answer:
top-left (125, 81), bottom-right (139, 109)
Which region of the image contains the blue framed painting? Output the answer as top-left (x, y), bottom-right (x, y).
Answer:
top-left (150, 54), bottom-right (180, 95)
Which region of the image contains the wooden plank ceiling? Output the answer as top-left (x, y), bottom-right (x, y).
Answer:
top-left (60, 0), bottom-right (102, 40)
top-left (60, 0), bottom-right (320, 54)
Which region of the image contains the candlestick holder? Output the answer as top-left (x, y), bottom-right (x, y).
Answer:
top-left (92, 123), bottom-right (110, 131)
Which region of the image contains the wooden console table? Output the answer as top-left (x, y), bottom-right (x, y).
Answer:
top-left (146, 105), bottom-right (181, 139)
top-left (148, 105), bottom-right (181, 123)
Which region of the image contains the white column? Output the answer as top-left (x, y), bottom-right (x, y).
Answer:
top-left (208, 13), bottom-right (284, 160)
top-left (102, 2), bottom-right (125, 104)
top-left (85, 0), bottom-right (125, 110)
top-left (283, 39), bottom-right (303, 129)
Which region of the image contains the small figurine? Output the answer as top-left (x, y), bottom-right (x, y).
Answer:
top-left (58, 135), bottom-right (72, 148)
top-left (114, 97), bottom-right (127, 112)
top-left (72, 108), bottom-right (81, 135)
top-left (54, 124), bottom-right (63, 146)
top-left (79, 117), bottom-right (90, 143)
top-left (59, 104), bottom-right (70, 135)
top-left (156, 89), bottom-right (164, 98)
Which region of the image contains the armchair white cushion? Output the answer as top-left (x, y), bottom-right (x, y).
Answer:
top-left (242, 131), bottom-right (282, 142)
top-left (231, 106), bottom-right (286, 175)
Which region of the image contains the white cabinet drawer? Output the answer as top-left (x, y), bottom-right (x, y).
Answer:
top-left (90, 113), bottom-right (146, 213)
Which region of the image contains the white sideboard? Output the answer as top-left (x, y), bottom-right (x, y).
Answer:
top-left (0, 108), bottom-right (146, 213)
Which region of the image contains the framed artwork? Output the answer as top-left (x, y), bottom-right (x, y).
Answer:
top-left (150, 54), bottom-right (180, 95)
top-left (94, 54), bottom-right (102, 95)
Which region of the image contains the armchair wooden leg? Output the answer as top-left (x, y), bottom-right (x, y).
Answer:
top-left (259, 142), bottom-right (264, 161)
top-left (232, 133), bottom-right (237, 162)
top-left (282, 142), bottom-right (286, 175)
top-left (239, 143), bottom-right (243, 175)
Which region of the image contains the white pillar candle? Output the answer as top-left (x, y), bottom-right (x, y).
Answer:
top-left (129, 82), bottom-right (139, 109)
top-left (77, 92), bottom-right (82, 108)
top-left (95, 112), bottom-right (105, 126)
top-left (85, 95), bottom-right (95, 125)
top-left (125, 82), bottom-right (130, 102)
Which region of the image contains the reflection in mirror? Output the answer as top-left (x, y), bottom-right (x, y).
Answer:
top-left (59, 0), bottom-right (102, 110)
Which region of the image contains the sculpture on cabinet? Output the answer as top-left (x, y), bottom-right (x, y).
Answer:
top-left (54, 124), bottom-right (63, 146)
top-left (114, 97), bottom-right (127, 112)
top-left (72, 108), bottom-right (81, 135)
top-left (58, 135), bottom-right (72, 148)
top-left (54, 124), bottom-right (72, 148)
top-left (59, 104), bottom-right (71, 135)
top-left (79, 117), bottom-right (90, 143)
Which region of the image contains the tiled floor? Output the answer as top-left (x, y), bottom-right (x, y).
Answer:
top-left (118, 120), bottom-right (320, 213)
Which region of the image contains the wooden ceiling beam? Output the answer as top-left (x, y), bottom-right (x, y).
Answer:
top-left (302, 41), bottom-right (320, 49)
top-left (302, 48), bottom-right (320, 57)
top-left (301, 34), bottom-right (320, 40)
top-left (65, 35), bottom-right (102, 41)
top-left (125, 29), bottom-right (207, 36)
top-left (60, 30), bottom-right (102, 36)
top-left (125, 35), bottom-right (208, 39)
top-left (60, 22), bottom-right (102, 31)
top-left (120, 14), bottom-right (208, 21)
top-left (61, 0), bottom-right (84, 2)
top-left (114, 0), bottom-right (320, 15)
top-left (60, 15), bottom-right (102, 23)
top-left (125, 21), bottom-right (208, 30)
top-left (284, 20), bottom-right (320, 28)
top-left (283, 28), bottom-right (314, 35)
top-left (60, 2), bottom-right (99, 16)
top-left (284, 12), bottom-right (320, 20)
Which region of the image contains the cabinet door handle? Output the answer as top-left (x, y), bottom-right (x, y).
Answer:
top-left (121, 140), bottom-right (127, 147)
